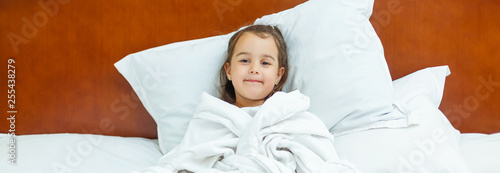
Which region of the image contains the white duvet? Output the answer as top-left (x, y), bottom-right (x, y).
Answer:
top-left (139, 91), bottom-right (358, 173)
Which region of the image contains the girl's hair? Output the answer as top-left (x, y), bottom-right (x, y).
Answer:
top-left (219, 25), bottom-right (289, 104)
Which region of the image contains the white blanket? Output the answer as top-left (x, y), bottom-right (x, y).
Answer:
top-left (139, 91), bottom-right (358, 173)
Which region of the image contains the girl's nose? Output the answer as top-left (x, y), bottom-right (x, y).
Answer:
top-left (249, 64), bottom-right (260, 74)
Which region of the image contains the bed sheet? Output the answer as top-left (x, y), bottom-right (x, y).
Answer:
top-left (0, 133), bottom-right (162, 173)
top-left (1, 132), bottom-right (499, 172)
top-left (460, 133), bottom-right (500, 173)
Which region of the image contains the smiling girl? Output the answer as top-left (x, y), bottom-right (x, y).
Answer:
top-left (219, 25), bottom-right (288, 108)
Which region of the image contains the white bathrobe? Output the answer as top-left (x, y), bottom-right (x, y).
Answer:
top-left (140, 91), bottom-right (358, 173)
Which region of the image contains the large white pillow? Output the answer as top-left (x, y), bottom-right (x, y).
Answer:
top-left (115, 0), bottom-right (410, 154)
top-left (254, 0), bottom-right (407, 136)
top-left (116, 36), bottom-right (230, 154)
top-left (334, 66), bottom-right (472, 172)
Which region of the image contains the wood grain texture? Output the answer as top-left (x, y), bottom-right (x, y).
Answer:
top-left (1, 0), bottom-right (498, 138)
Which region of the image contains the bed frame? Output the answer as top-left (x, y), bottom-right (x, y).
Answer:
top-left (1, 0), bottom-right (498, 139)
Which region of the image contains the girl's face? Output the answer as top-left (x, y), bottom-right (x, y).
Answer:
top-left (225, 32), bottom-right (284, 108)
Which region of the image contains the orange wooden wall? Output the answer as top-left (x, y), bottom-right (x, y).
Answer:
top-left (1, 0), bottom-right (498, 139)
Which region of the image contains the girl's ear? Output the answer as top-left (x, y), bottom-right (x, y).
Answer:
top-left (224, 62), bottom-right (231, 80)
top-left (276, 67), bottom-right (285, 84)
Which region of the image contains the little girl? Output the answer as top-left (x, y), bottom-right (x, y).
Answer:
top-left (219, 25), bottom-right (288, 109)
top-left (220, 25), bottom-right (288, 107)
top-left (143, 25), bottom-right (358, 173)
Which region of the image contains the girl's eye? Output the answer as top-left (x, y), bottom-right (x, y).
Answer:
top-left (240, 59), bottom-right (249, 63)
top-left (262, 61), bottom-right (271, 65)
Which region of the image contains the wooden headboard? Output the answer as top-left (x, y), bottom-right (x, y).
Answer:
top-left (1, 0), bottom-right (498, 139)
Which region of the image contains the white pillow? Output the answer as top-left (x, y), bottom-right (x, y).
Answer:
top-left (115, 0), bottom-right (410, 154)
top-left (393, 65), bottom-right (451, 108)
top-left (334, 66), bottom-right (472, 172)
top-left (254, 0), bottom-right (408, 136)
top-left (115, 36), bottom-right (230, 154)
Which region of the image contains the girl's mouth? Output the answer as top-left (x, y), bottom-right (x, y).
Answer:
top-left (244, 79), bottom-right (262, 83)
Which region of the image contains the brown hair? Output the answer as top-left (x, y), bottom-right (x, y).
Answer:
top-left (219, 25), bottom-right (289, 104)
